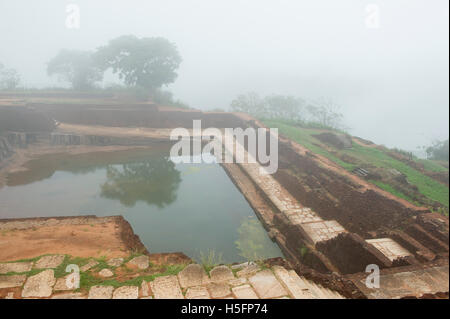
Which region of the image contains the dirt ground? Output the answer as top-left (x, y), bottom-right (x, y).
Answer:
top-left (0, 216), bottom-right (145, 262)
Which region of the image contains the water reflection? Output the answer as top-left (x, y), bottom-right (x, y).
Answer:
top-left (100, 157), bottom-right (181, 208)
top-left (235, 217), bottom-right (282, 261)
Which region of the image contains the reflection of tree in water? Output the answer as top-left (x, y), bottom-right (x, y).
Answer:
top-left (100, 157), bottom-right (181, 208)
top-left (235, 217), bottom-right (281, 261)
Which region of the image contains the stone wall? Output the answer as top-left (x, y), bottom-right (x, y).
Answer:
top-left (0, 106), bottom-right (55, 132)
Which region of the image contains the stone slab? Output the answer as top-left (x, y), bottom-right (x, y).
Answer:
top-left (232, 284), bottom-right (259, 299)
top-left (88, 285), bottom-right (114, 299)
top-left (150, 275), bottom-right (184, 299)
top-left (248, 270), bottom-right (288, 299)
top-left (113, 286), bottom-right (139, 299)
top-left (80, 259), bottom-right (99, 272)
top-left (210, 265), bottom-right (235, 282)
top-left (34, 255), bottom-right (65, 269)
top-left (107, 258), bottom-right (124, 267)
top-left (207, 282), bottom-right (231, 298)
top-left (0, 274), bottom-right (27, 288)
top-left (0, 262), bottom-right (33, 274)
top-left (186, 286), bottom-right (211, 299)
top-left (127, 255), bottom-right (150, 270)
top-left (51, 292), bottom-right (86, 299)
top-left (22, 269), bottom-right (55, 298)
top-left (178, 264), bottom-right (209, 288)
top-left (98, 268), bottom-right (114, 277)
top-left (366, 238), bottom-right (412, 261)
top-left (300, 220), bottom-right (347, 244)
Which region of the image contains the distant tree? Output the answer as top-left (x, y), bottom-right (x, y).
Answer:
top-left (306, 98), bottom-right (345, 130)
top-left (47, 50), bottom-right (102, 90)
top-left (95, 35), bottom-right (182, 90)
top-left (263, 95), bottom-right (305, 120)
top-left (230, 92), bottom-right (264, 115)
top-left (0, 63), bottom-right (20, 90)
top-left (426, 140), bottom-right (449, 161)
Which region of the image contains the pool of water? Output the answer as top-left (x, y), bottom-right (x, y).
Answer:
top-left (0, 148), bottom-right (283, 263)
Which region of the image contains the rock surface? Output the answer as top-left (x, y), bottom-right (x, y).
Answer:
top-left (80, 260), bottom-right (99, 272)
top-left (127, 255), bottom-right (149, 270)
top-left (107, 258), bottom-right (124, 267)
top-left (0, 274), bottom-right (27, 288)
top-left (210, 265), bottom-right (235, 282)
top-left (150, 275), bottom-right (183, 299)
top-left (88, 285), bottom-right (114, 299)
top-left (178, 264), bottom-right (209, 288)
top-left (248, 270), bottom-right (288, 299)
top-left (98, 268), bottom-right (114, 277)
top-left (34, 255), bottom-right (65, 269)
top-left (0, 262), bottom-right (33, 274)
top-left (186, 286), bottom-right (210, 299)
top-left (22, 269), bottom-right (56, 298)
top-left (112, 286), bottom-right (139, 299)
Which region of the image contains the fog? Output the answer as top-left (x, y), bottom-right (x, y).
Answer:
top-left (0, 0), bottom-right (448, 150)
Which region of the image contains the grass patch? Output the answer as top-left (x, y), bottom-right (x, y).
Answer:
top-left (264, 119), bottom-right (449, 209)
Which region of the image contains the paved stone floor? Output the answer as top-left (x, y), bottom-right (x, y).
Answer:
top-left (352, 265), bottom-right (449, 299)
top-left (366, 238), bottom-right (412, 262)
top-left (0, 255), bottom-right (345, 299)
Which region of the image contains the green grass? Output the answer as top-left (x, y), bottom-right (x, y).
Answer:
top-left (78, 264), bottom-right (186, 291)
top-left (264, 119), bottom-right (449, 208)
top-left (263, 119), bottom-right (355, 170)
top-left (416, 159), bottom-right (449, 173)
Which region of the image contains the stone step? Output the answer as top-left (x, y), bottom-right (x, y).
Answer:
top-left (273, 266), bottom-right (345, 299)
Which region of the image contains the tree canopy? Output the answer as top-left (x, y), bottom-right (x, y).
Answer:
top-left (426, 140), bottom-right (449, 161)
top-left (47, 50), bottom-right (102, 90)
top-left (0, 63), bottom-right (20, 90)
top-left (230, 92), bottom-right (345, 130)
top-left (95, 35), bottom-right (182, 90)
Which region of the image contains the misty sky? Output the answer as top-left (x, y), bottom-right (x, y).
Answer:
top-left (0, 0), bottom-right (448, 150)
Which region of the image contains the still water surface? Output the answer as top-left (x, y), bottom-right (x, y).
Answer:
top-left (0, 148), bottom-right (283, 263)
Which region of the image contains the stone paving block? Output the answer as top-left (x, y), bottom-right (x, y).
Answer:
top-left (54, 275), bottom-right (75, 291)
top-left (0, 262), bottom-right (33, 274)
top-left (273, 266), bottom-right (314, 299)
top-left (300, 220), bottom-right (346, 244)
top-left (22, 269), bottom-right (55, 298)
top-left (207, 282), bottom-right (231, 298)
top-left (186, 286), bottom-right (210, 299)
top-left (127, 255), bottom-right (149, 270)
top-left (210, 265), bottom-right (234, 282)
top-left (88, 285), bottom-right (114, 299)
top-left (232, 284), bottom-right (259, 299)
top-left (113, 286), bottom-right (139, 299)
top-left (107, 258), bottom-right (124, 267)
top-left (80, 259), bottom-right (99, 272)
top-left (51, 292), bottom-right (86, 299)
top-left (140, 280), bottom-right (150, 297)
top-left (228, 277), bottom-right (247, 287)
top-left (393, 272), bottom-right (433, 294)
top-left (34, 255), bottom-right (65, 269)
top-left (236, 264), bottom-right (260, 278)
top-left (98, 268), bottom-right (114, 277)
top-left (366, 238), bottom-right (412, 261)
top-left (150, 275), bottom-right (184, 299)
top-left (178, 264), bottom-right (210, 288)
top-left (248, 270), bottom-right (288, 299)
top-left (0, 274), bottom-right (27, 288)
